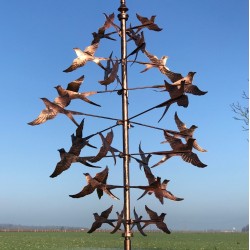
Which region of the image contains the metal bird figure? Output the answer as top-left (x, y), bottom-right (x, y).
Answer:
top-left (157, 80), bottom-right (188, 122)
top-left (133, 142), bottom-right (152, 170)
top-left (110, 210), bottom-right (124, 234)
top-left (132, 145), bottom-right (183, 203)
top-left (142, 205), bottom-right (171, 234)
top-left (139, 49), bottom-right (169, 74)
top-left (135, 13), bottom-right (162, 33)
top-left (174, 112), bottom-right (207, 152)
top-left (88, 205), bottom-right (116, 233)
top-left (50, 148), bottom-right (100, 178)
top-left (126, 29), bottom-right (146, 63)
top-left (27, 97), bottom-right (84, 126)
top-left (63, 42), bottom-right (106, 72)
top-left (69, 166), bottom-right (121, 200)
top-left (98, 57), bottom-right (119, 87)
top-left (87, 130), bottom-right (119, 165)
top-left (131, 208), bottom-right (147, 236)
top-left (163, 71), bottom-right (207, 96)
top-left (152, 131), bottom-right (207, 168)
top-left (69, 119), bottom-right (96, 156)
top-left (91, 13), bottom-right (117, 44)
top-left (55, 75), bottom-right (101, 107)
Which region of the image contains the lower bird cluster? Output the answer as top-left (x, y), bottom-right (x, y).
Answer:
top-left (87, 205), bottom-right (170, 236)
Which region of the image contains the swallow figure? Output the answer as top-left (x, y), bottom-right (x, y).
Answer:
top-left (70, 119), bottom-right (96, 156)
top-left (162, 71), bottom-right (207, 96)
top-left (28, 97), bottom-right (84, 126)
top-left (69, 166), bottom-right (121, 200)
top-left (141, 205), bottom-right (170, 234)
top-left (135, 13), bottom-right (162, 33)
top-left (126, 29), bottom-right (146, 62)
top-left (87, 205), bottom-right (116, 233)
top-left (131, 207), bottom-right (147, 236)
top-left (49, 148), bottom-right (100, 178)
top-left (98, 57), bottom-right (119, 87)
top-left (91, 13), bottom-right (117, 44)
top-left (134, 142), bottom-right (152, 169)
top-left (86, 130), bottom-right (119, 165)
top-left (157, 81), bottom-right (188, 122)
top-left (174, 112), bottom-right (207, 152)
top-left (63, 42), bottom-right (106, 72)
top-left (152, 131), bottom-right (207, 168)
top-left (110, 210), bottom-right (124, 234)
top-left (54, 75), bottom-right (100, 107)
top-left (139, 50), bottom-right (169, 74)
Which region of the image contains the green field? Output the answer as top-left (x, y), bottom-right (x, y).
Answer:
top-left (0, 231), bottom-right (248, 250)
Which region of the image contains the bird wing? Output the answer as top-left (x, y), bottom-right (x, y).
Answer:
top-left (156, 220), bottom-right (171, 234)
top-left (164, 131), bottom-right (184, 150)
top-left (84, 42), bottom-right (99, 56)
top-left (100, 205), bottom-right (113, 218)
top-left (27, 108), bottom-right (57, 125)
top-left (69, 184), bottom-right (95, 198)
top-left (50, 154), bottom-right (74, 178)
top-left (145, 205), bottom-right (158, 220)
top-left (94, 166), bottom-right (109, 183)
top-left (162, 190), bottom-right (184, 201)
top-left (151, 154), bottom-right (172, 168)
top-left (174, 112), bottom-right (187, 131)
top-left (181, 152), bottom-right (207, 168)
top-left (87, 221), bottom-right (102, 233)
top-left (66, 75), bottom-right (84, 92)
top-left (98, 59), bottom-right (119, 85)
top-left (184, 84), bottom-right (208, 96)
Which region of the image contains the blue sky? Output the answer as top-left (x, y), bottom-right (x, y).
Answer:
top-left (0, 0), bottom-right (248, 232)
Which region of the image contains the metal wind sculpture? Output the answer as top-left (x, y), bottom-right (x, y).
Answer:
top-left (28, 1), bottom-right (207, 249)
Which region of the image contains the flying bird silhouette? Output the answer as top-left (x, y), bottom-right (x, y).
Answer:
top-left (132, 144), bottom-right (183, 204)
top-left (110, 210), bottom-right (124, 234)
top-left (54, 75), bottom-right (101, 107)
top-left (139, 49), bottom-right (169, 74)
top-left (157, 81), bottom-right (188, 122)
top-left (152, 131), bottom-right (207, 168)
top-left (49, 148), bottom-right (100, 178)
top-left (69, 166), bottom-right (121, 200)
top-left (131, 207), bottom-right (147, 236)
top-left (87, 205), bottom-right (116, 233)
top-left (91, 13), bottom-right (116, 44)
top-left (135, 13), bottom-right (162, 33)
top-left (85, 130), bottom-right (119, 165)
top-left (174, 112), bottom-right (207, 152)
top-left (98, 57), bottom-right (119, 87)
top-left (126, 29), bottom-right (146, 63)
top-left (27, 97), bottom-right (84, 126)
top-left (63, 42), bottom-right (106, 72)
top-left (142, 205), bottom-right (170, 234)
top-left (162, 71), bottom-right (207, 96)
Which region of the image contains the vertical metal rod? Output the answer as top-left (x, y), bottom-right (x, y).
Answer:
top-left (118, 1), bottom-right (131, 250)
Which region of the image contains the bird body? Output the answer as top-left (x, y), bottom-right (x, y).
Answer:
top-left (69, 167), bottom-right (121, 200)
top-left (152, 131), bottom-right (207, 168)
top-left (136, 13), bottom-right (162, 33)
top-left (140, 49), bottom-right (169, 73)
top-left (63, 43), bottom-right (106, 72)
top-left (88, 205), bottom-right (115, 233)
top-left (174, 112), bottom-right (207, 152)
top-left (142, 205), bottom-right (170, 234)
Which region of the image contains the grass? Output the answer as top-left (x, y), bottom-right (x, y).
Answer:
top-left (0, 231), bottom-right (248, 250)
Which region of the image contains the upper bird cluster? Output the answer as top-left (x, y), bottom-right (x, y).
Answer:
top-left (28, 9), bottom-right (208, 236)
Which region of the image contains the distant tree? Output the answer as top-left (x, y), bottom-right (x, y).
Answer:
top-left (231, 91), bottom-right (249, 131)
top-left (241, 224), bottom-right (249, 232)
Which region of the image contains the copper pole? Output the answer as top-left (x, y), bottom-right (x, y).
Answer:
top-left (118, 1), bottom-right (131, 250)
